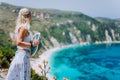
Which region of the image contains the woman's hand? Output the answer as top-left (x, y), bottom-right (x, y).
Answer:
top-left (32, 40), bottom-right (39, 46)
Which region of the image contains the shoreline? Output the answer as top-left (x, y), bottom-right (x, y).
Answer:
top-left (30, 47), bottom-right (61, 80)
top-left (94, 41), bottom-right (120, 44)
top-left (30, 41), bottom-right (120, 79)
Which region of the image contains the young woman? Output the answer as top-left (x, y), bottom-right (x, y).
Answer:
top-left (6, 8), bottom-right (39, 80)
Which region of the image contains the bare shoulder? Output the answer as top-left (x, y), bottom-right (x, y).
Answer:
top-left (18, 27), bottom-right (29, 38)
top-left (18, 27), bottom-right (27, 34)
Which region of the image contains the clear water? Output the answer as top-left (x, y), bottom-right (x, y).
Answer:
top-left (49, 43), bottom-right (120, 80)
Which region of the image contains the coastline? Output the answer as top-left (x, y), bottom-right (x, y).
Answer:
top-left (30, 47), bottom-right (61, 80)
top-left (30, 41), bottom-right (120, 79)
top-left (94, 41), bottom-right (120, 44)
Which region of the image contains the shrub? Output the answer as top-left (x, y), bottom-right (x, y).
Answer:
top-left (1, 58), bottom-right (10, 68)
top-left (31, 68), bottom-right (48, 80)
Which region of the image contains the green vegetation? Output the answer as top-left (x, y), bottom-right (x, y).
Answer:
top-left (0, 28), bottom-right (15, 68)
top-left (31, 68), bottom-right (48, 80)
top-left (1, 2), bottom-right (120, 45)
top-left (0, 46), bottom-right (15, 68)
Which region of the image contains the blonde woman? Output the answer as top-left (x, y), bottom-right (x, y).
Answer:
top-left (6, 8), bottom-right (39, 80)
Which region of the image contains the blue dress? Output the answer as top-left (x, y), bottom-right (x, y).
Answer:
top-left (6, 32), bottom-right (31, 80)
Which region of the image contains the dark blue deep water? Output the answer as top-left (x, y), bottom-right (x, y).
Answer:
top-left (49, 43), bottom-right (120, 80)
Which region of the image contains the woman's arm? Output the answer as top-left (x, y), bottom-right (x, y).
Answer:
top-left (17, 27), bottom-right (31, 47)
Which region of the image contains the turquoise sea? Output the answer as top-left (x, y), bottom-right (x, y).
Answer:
top-left (49, 43), bottom-right (120, 80)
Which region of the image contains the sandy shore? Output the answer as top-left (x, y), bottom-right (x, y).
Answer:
top-left (30, 47), bottom-right (61, 80)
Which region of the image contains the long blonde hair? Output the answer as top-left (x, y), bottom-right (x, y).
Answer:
top-left (15, 8), bottom-right (31, 33)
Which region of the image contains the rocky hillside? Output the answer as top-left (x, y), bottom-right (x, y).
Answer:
top-left (0, 2), bottom-right (120, 55)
